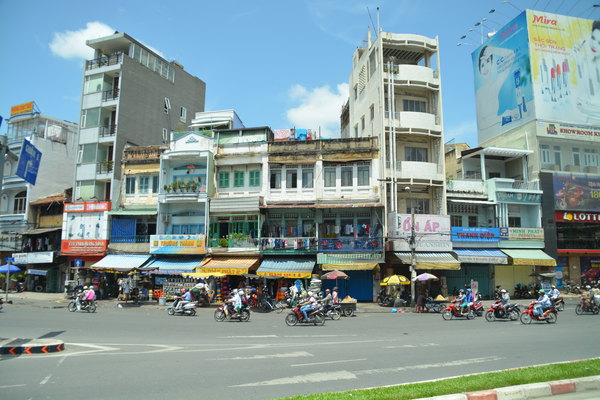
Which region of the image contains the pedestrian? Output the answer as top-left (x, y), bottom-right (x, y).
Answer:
top-left (332, 287), bottom-right (339, 304)
top-left (416, 293), bottom-right (426, 313)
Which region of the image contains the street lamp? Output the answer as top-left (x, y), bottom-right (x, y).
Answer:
top-left (405, 186), bottom-right (416, 305)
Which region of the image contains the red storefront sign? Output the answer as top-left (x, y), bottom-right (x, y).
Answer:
top-left (64, 202), bottom-right (111, 213)
top-left (555, 211), bottom-right (600, 223)
top-left (61, 240), bottom-right (108, 255)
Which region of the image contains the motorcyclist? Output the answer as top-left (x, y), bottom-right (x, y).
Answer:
top-left (300, 291), bottom-right (317, 321)
top-left (460, 288), bottom-right (473, 316)
top-left (534, 289), bottom-right (552, 319)
top-left (176, 288), bottom-right (193, 311)
top-left (591, 285), bottom-right (600, 307)
top-left (236, 289), bottom-right (247, 314)
top-left (321, 289), bottom-right (333, 313)
top-left (499, 289), bottom-right (511, 316)
top-left (76, 286), bottom-right (88, 311)
top-left (224, 290), bottom-right (240, 317)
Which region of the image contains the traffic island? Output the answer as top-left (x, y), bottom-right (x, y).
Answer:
top-left (0, 338), bottom-right (65, 355)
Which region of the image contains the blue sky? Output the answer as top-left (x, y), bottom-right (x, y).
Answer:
top-left (1, 0), bottom-right (598, 145)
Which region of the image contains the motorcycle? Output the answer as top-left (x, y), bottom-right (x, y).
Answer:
top-left (377, 290), bottom-right (394, 307)
top-left (551, 297), bottom-right (565, 311)
top-left (214, 304), bottom-right (250, 322)
top-left (424, 297), bottom-right (446, 313)
top-left (0, 297), bottom-right (3, 310)
top-left (322, 303), bottom-right (342, 320)
top-left (520, 301), bottom-right (557, 324)
top-left (166, 298), bottom-right (196, 316)
top-left (285, 304), bottom-right (325, 326)
top-left (575, 296), bottom-right (600, 315)
top-left (68, 299), bottom-right (97, 313)
top-left (484, 300), bottom-right (520, 322)
top-left (472, 293), bottom-right (484, 317)
top-left (441, 300), bottom-right (474, 320)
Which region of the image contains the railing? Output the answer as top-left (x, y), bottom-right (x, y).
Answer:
top-left (318, 237), bottom-right (383, 252)
top-left (512, 180), bottom-right (540, 191)
top-left (558, 238), bottom-right (600, 250)
top-left (110, 235), bottom-right (150, 244)
top-left (96, 162), bottom-right (114, 174)
top-left (260, 237), bottom-right (318, 252)
top-left (208, 237), bottom-right (259, 249)
top-left (99, 124), bottom-right (117, 137)
top-left (446, 179), bottom-right (485, 193)
top-left (86, 52), bottom-right (123, 70)
top-left (102, 88), bottom-right (119, 101)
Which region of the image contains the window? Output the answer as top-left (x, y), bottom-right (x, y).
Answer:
top-left (324, 167), bottom-right (336, 187)
top-left (13, 191), bottom-right (26, 214)
top-left (584, 149), bottom-right (599, 166)
top-left (353, 85), bottom-right (358, 100)
top-left (488, 172), bottom-right (501, 179)
top-left (302, 167), bottom-right (314, 188)
top-left (403, 99), bottom-right (427, 113)
top-left (341, 166), bottom-right (353, 186)
top-left (286, 169), bottom-right (297, 189)
top-left (553, 146), bottom-right (562, 168)
top-left (508, 216), bottom-right (521, 227)
top-left (361, 116), bottom-right (365, 131)
top-left (79, 144), bottom-right (97, 164)
top-left (180, 107), bottom-right (187, 123)
top-left (218, 171), bottom-right (230, 188)
top-left (81, 108), bottom-right (101, 128)
top-left (125, 177), bottom-right (136, 194)
top-left (139, 176), bottom-right (150, 194)
top-left (405, 147), bottom-right (428, 162)
top-left (573, 148), bottom-right (581, 166)
top-left (468, 216), bottom-right (478, 227)
top-left (354, 125), bottom-right (359, 138)
top-left (152, 175), bottom-right (159, 193)
top-left (541, 145), bottom-right (552, 164)
top-left (234, 171), bottom-right (244, 187)
top-left (451, 215), bottom-right (462, 227)
top-left (164, 97), bottom-right (171, 114)
top-left (84, 74), bottom-right (104, 94)
top-left (357, 165), bottom-right (370, 186)
top-left (249, 170), bottom-right (261, 187)
top-left (407, 198), bottom-right (429, 214)
top-left (370, 104), bottom-right (375, 120)
top-left (172, 224), bottom-right (202, 234)
top-left (270, 168), bottom-right (281, 189)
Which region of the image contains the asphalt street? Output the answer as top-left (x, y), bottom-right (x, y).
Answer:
top-left (1, 300), bottom-right (599, 400)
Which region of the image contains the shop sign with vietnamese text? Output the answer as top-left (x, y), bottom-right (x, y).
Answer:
top-left (499, 227), bottom-right (544, 240)
top-left (451, 227), bottom-right (501, 242)
top-left (150, 234), bottom-right (206, 254)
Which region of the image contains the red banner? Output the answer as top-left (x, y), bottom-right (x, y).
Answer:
top-left (64, 202), bottom-right (111, 213)
top-left (61, 240), bottom-right (108, 254)
top-left (555, 211), bottom-right (600, 223)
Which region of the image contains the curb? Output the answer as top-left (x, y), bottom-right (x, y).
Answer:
top-left (0, 338), bottom-right (65, 355)
top-left (415, 375), bottom-right (600, 400)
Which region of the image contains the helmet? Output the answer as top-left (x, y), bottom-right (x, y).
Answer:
top-left (551, 285), bottom-right (556, 288)
top-left (333, 287), bottom-right (338, 291)
top-left (501, 289), bottom-right (506, 293)
top-left (238, 289), bottom-right (245, 294)
top-left (539, 289), bottom-right (545, 294)
top-left (83, 286), bottom-right (88, 290)
top-left (586, 285), bottom-right (591, 289)
top-left (307, 291), bottom-right (313, 297)
top-left (467, 288), bottom-right (472, 292)
top-left (325, 289), bottom-right (330, 293)
top-left (89, 285), bottom-right (94, 290)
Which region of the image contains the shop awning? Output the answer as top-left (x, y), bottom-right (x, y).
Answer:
top-left (322, 263), bottom-right (379, 271)
top-left (256, 258), bottom-right (315, 279)
top-left (108, 209), bottom-right (157, 215)
top-left (317, 252), bottom-right (385, 264)
top-left (501, 249), bottom-right (557, 266)
top-left (91, 255), bottom-right (152, 272)
top-left (394, 252), bottom-right (460, 270)
top-left (182, 271), bottom-right (226, 278)
top-left (22, 227), bottom-right (62, 235)
top-left (199, 257), bottom-right (260, 275)
top-left (453, 249), bottom-right (508, 264)
top-left (146, 256), bottom-right (203, 275)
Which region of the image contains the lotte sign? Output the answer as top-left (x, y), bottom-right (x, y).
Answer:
top-left (555, 211), bottom-right (600, 223)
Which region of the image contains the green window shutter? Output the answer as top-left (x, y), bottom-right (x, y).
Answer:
top-left (218, 172), bottom-right (230, 188)
top-left (234, 171), bottom-right (245, 187)
top-left (249, 170), bottom-right (261, 187)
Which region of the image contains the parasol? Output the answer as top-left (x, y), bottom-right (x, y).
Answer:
top-left (321, 270), bottom-right (349, 280)
top-left (413, 272), bottom-right (439, 281)
top-left (0, 264), bottom-right (21, 274)
top-left (380, 274), bottom-right (410, 286)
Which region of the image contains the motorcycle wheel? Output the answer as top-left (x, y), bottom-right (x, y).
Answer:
top-left (214, 309), bottom-right (226, 322)
top-left (466, 310), bottom-right (475, 320)
top-left (313, 313), bottom-right (325, 326)
top-left (285, 313), bottom-right (298, 326)
top-left (520, 313), bottom-right (532, 324)
top-left (187, 309), bottom-right (196, 316)
top-left (275, 301), bottom-right (287, 314)
top-left (509, 310), bottom-right (520, 321)
top-left (168, 308), bottom-right (175, 316)
top-left (88, 303), bottom-right (97, 313)
top-left (484, 310), bottom-right (495, 322)
top-left (546, 312), bottom-right (557, 324)
top-left (593, 305), bottom-right (600, 315)
top-left (575, 304), bottom-right (583, 315)
top-left (476, 309), bottom-right (483, 317)
top-left (343, 308), bottom-right (354, 317)
top-left (68, 301), bottom-right (77, 312)
top-left (240, 309), bottom-right (251, 322)
top-left (558, 302), bottom-right (565, 311)
top-left (442, 310), bottom-right (452, 320)
top-left (330, 309), bottom-right (341, 320)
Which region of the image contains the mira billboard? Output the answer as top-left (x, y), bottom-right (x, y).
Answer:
top-left (473, 10), bottom-right (600, 142)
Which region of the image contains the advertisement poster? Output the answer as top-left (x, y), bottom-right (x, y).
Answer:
top-left (552, 173), bottom-right (600, 211)
top-left (472, 11), bottom-right (535, 143)
top-left (149, 234), bottom-right (206, 254)
top-left (528, 11), bottom-right (600, 126)
top-left (16, 139), bottom-right (42, 185)
top-left (388, 213), bottom-right (452, 251)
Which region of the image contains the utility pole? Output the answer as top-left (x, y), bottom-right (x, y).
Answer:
top-left (0, 134), bottom-right (8, 302)
top-left (405, 186), bottom-right (416, 305)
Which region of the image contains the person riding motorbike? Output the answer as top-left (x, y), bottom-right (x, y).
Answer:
top-left (591, 285), bottom-right (600, 307)
top-left (223, 290), bottom-right (240, 317)
top-left (321, 289), bottom-right (333, 313)
top-left (534, 289), bottom-right (552, 319)
top-left (499, 289), bottom-right (511, 316)
top-left (176, 288), bottom-right (193, 311)
top-left (300, 291), bottom-right (317, 321)
top-left (76, 286), bottom-right (89, 311)
top-left (460, 288), bottom-right (473, 316)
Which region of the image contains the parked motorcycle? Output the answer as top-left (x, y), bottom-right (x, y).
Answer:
top-left (441, 300), bottom-right (474, 320)
top-left (575, 296), bottom-right (600, 315)
top-left (424, 297), bottom-right (446, 313)
top-left (214, 304), bottom-right (250, 322)
top-left (377, 290), bottom-right (394, 307)
top-left (166, 299), bottom-right (196, 316)
top-left (285, 304), bottom-right (325, 326)
top-left (520, 301), bottom-right (557, 324)
top-left (485, 300), bottom-right (520, 322)
top-left (68, 299), bottom-right (97, 313)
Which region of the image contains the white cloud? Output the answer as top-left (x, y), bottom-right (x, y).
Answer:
top-left (286, 83), bottom-right (349, 138)
top-left (49, 22), bottom-right (115, 59)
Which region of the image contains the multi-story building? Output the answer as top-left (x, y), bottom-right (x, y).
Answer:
top-left (470, 10), bottom-right (600, 286)
top-left (66, 32), bottom-right (206, 267)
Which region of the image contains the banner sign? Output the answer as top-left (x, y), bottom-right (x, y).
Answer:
top-left (451, 227), bottom-right (501, 242)
top-left (12, 252), bottom-right (54, 264)
top-left (539, 121), bottom-right (600, 142)
top-left (61, 240), bottom-right (108, 254)
top-left (496, 192), bottom-right (541, 204)
top-left (16, 139), bottom-right (42, 185)
top-left (555, 211), bottom-right (600, 223)
top-left (552, 174), bottom-right (600, 211)
top-left (150, 234), bottom-right (206, 254)
top-left (64, 202), bottom-right (111, 213)
top-left (499, 227), bottom-right (544, 240)
top-left (10, 101), bottom-right (34, 116)
top-left (388, 213), bottom-right (452, 251)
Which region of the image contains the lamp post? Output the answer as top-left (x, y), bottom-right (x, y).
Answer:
top-left (405, 186), bottom-right (416, 305)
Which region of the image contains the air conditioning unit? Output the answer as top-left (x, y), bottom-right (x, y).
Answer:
top-left (161, 214), bottom-right (171, 223)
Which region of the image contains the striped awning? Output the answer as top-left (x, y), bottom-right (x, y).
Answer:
top-left (394, 252), bottom-right (460, 270)
top-left (321, 263), bottom-right (379, 271)
top-left (146, 256), bottom-right (203, 275)
top-left (501, 249), bottom-right (557, 267)
top-left (199, 257), bottom-right (260, 275)
top-left (91, 255), bottom-right (152, 272)
top-left (453, 248), bottom-right (508, 264)
top-left (257, 258), bottom-right (315, 279)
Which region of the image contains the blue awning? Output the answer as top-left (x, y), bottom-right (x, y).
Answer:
top-left (91, 255), bottom-right (152, 272)
top-left (146, 256), bottom-right (203, 275)
top-left (453, 249), bottom-right (508, 264)
top-left (257, 257), bottom-right (315, 279)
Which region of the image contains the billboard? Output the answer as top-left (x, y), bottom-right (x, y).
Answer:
top-left (149, 234), bottom-right (206, 254)
top-left (473, 11), bottom-right (535, 143)
top-left (16, 139), bottom-right (42, 185)
top-left (552, 173), bottom-right (600, 211)
top-left (387, 213), bottom-right (452, 251)
top-left (61, 202), bottom-right (110, 255)
top-left (10, 101), bottom-right (34, 116)
top-left (527, 11), bottom-right (600, 126)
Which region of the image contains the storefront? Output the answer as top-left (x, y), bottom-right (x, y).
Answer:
top-left (199, 256), bottom-right (260, 301)
top-left (317, 253), bottom-right (381, 301)
top-left (449, 249), bottom-right (508, 298)
top-left (497, 249), bottom-right (557, 293)
top-left (256, 257), bottom-right (316, 300)
top-left (145, 256), bottom-right (205, 300)
top-left (12, 251), bottom-right (68, 293)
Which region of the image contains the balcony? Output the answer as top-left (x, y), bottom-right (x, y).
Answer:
top-left (102, 88), bottom-right (119, 102)
top-left (110, 235), bottom-right (150, 243)
top-left (99, 124), bottom-right (117, 138)
top-left (96, 161), bottom-right (114, 175)
top-left (208, 237), bottom-right (259, 254)
top-left (318, 237), bottom-right (383, 252)
top-left (387, 111), bottom-right (441, 136)
top-left (260, 237), bottom-right (318, 255)
top-left (395, 161), bottom-right (444, 182)
top-left (159, 185), bottom-right (208, 203)
top-left (446, 179), bottom-right (485, 194)
top-left (384, 64), bottom-right (440, 90)
top-left (85, 52), bottom-right (123, 71)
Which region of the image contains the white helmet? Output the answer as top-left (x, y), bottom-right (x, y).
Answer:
top-left (307, 291), bottom-right (313, 297)
top-left (238, 289), bottom-right (245, 294)
top-left (501, 289), bottom-right (506, 293)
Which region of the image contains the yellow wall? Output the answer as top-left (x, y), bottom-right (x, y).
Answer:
top-left (495, 265), bottom-right (535, 292)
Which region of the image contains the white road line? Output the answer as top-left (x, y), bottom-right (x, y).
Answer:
top-left (0, 384), bottom-right (26, 389)
top-left (232, 370), bottom-right (358, 387)
top-left (40, 375), bottom-right (52, 385)
top-left (208, 351), bottom-right (313, 361)
top-left (291, 358), bottom-right (366, 367)
top-left (384, 343), bottom-right (440, 349)
top-left (355, 356), bottom-right (503, 376)
top-left (283, 334), bottom-right (358, 338)
top-left (218, 335), bottom-right (279, 338)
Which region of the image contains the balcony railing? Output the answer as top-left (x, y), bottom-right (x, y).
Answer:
top-left (102, 88), bottom-right (120, 101)
top-left (96, 161), bottom-right (114, 174)
top-left (260, 237), bottom-right (318, 253)
top-left (86, 52), bottom-right (123, 70)
top-left (208, 237), bottom-right (259, 249)
top-left (318, 237), bottom-right (383, 252)
top-left (99, 124), bottom-right (117, 137)
top-left (511, 180), bottom-right (540, 191)
top-left (110, 235), bottom-right (150, 244)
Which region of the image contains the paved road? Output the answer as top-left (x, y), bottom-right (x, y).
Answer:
top-left (0, 301), bottom-right (598, 400)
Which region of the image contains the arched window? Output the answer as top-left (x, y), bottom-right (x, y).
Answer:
top-left (13, 191), bottom-right (27, 214)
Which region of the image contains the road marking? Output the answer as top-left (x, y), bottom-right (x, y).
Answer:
top-left (283, 334), bottom-right (358, 338)
top-left (0, 384), bottom-right (26, 389)
top-left (355, 356), bottom-right (503, 376)
top-left (291, 358), bottom-right (366, 367)
top-left (208, 351), bottom-right (312, 361)
top-left (384, 342), bottom-right (440, 349)
top-left (232, 370), bottom-right (357, 387)
top-left (218, 335), bottom-right (278, 339)
top-left (40, 374), bottom-right (52, 385)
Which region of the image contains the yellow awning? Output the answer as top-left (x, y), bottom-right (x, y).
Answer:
top-left (394, 252), bottom-right (460, 270)
top-left (501, 249), bottom-right (557, 267)
top-left (199, 257), bottom-right (260, 275)
top-left (182, 272), bottom-right (226, 278)
top-left (321, 263), bottom-right (379, 271)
